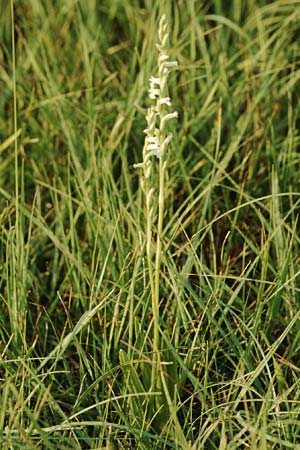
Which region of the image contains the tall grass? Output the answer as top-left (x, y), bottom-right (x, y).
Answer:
top-left (1, 0), bottom-right (300, 448)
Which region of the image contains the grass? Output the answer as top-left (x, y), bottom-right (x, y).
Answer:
top-left (1, 0), bottom-right (300, 448)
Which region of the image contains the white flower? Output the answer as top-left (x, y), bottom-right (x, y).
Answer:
top-left (165, 60), bottom-right (178, 68)
top-left (149, 148), bottom-right (161, 158)
top-left (133, 162), bottom-right (144, 169)
top-left (149, 76), bottom-right (160, 86)
top-left (158, 54), bottom-right (178, 69)
top-left (158, 97), bottom-right (172, 106)
top-left (149, 87), bottom-right (160, 99)
top-left (146, 135), bottom-right (159, 146)
top-left (161, 111), bottom-right (178, 129)
top-left (146, 135), bottom-right (161, 157)
top-left (159, 54), bottom-right (169, 62)
top-left (163, 133), bottom-right (173, 147)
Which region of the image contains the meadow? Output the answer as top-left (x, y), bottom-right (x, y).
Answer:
top-left (1, 1), bottom-right (300, 448)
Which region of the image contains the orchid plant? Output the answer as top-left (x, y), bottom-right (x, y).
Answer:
top-left (134, 13), bottom-right (178, 398)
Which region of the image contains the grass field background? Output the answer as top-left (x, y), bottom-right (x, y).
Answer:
top-left (1, 1), bottom-right (300, 448)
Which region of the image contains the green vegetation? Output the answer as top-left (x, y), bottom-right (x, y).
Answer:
top-left (1, 1), bottom-right (300, 448)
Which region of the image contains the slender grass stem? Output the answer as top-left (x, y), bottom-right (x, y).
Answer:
top-left (10, 0), bottom-right (22, 349)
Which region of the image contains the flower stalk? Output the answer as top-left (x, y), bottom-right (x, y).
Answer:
top-left (134, 14), bottom-right (178, 390)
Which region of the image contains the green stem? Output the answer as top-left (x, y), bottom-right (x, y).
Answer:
top-left (151, 155), bottom-right (165, 395)
top-left (154, 157), bottom-right (165, 343)
top-left (144, 184), bottom-right (157, 388)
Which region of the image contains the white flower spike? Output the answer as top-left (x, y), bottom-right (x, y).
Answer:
top-left (135, 12), bottom-right (178, 219)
